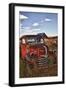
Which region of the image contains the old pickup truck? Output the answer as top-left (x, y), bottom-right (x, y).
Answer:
top-left (20, 33), bottom-right (48, 67)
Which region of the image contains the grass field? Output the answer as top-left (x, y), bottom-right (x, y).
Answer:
top-left (19, 55), bottom-right (58, 78)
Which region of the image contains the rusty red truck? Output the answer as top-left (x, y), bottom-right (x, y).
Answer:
top-left (20, 33), bottom-right (48, 66)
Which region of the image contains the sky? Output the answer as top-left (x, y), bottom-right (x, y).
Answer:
top-left (19, 11), bottom-right (58, 37)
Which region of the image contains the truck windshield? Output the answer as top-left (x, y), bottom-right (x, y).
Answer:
top-left (27, 38), bottom-right (36, 44)
top-left (27, 37), bottom-right (44, 44)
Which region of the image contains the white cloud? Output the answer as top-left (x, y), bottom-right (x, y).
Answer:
top-left (22, 27), bottom-right (30, 30)
top-left (20, 15), bottom-right (28, 20)
top-left (32, 23), bottom-right (39, 27)
top-left (32, 28), bottom-right (40, 31)
top-left (45, 18), bottom-right (51, 22)
top-left (20, 28), bottom-right (41, 37)
top-left (20, 31), bottom-right (37, 37)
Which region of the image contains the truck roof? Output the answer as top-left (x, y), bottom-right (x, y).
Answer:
top-left (20, 33), bottom-right (48, 40)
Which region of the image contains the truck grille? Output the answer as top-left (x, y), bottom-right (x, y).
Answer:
top-left (37, 57), bottom-right (48, 68)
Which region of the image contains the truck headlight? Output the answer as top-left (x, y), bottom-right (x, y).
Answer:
top-left (22, 39), bottom-right (25, 44)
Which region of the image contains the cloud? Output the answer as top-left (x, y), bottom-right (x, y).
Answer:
top-left (20, 15), bottom-right (28, 20)
top-left (20, 30), bottom-right (37, 37)
top-left (32, 23), bottom-right (39, 27)
top-left (20, 28), bottom-right (41, 37)
top-left (32, 28), bottom-right (40, 31)
top-left (22, 27), bottom-right (30, 30)
top-left (45, 18), bottom-right (51, 22)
